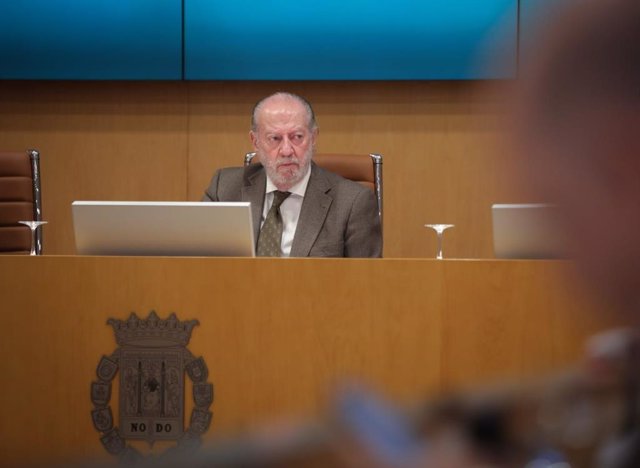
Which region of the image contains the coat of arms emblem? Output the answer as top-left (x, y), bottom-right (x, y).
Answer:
top-left (90, 311), bottom-right (213, 460)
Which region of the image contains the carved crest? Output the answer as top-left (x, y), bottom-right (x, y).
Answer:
top-left (193, 383), bottom-right (214, 408)
top-left (91, 382), bottom-right (112, 407)
top-left (90, 311), bottom-right (214, 460)
top-left (92, 407), bottom-right (114, 433)
top-left (189, 409), bottom-right (213, 435)
top-left (186, 357), bottom-right (208, 382)
top-left (97, 356), bottom-right (118, 381)
top-left (101, 429), bottom-right (126, 455)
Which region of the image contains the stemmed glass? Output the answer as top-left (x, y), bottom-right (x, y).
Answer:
top-left (424, 224), bottom-right (454, 260)
top-left (18, 220), bottom-right (47, 256)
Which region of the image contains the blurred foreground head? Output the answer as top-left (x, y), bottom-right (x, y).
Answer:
top-left (514, 0), bottom-right (640, 320)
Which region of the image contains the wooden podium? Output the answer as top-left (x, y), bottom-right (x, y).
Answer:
top-left (0, 256), bottom-right (613, 465)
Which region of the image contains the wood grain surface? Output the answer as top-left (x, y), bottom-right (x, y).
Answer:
top-left (0, 256), bottom-right (614, 465)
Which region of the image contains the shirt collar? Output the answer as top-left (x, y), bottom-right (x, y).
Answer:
top-left (265, 163), bottom-right (312, 197)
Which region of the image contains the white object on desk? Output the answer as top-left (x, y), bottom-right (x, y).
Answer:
top-left (72, 201), bottom-right (255, 257)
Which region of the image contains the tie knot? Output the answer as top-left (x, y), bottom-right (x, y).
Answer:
top-left (272, 191), bottom-right (291, 209)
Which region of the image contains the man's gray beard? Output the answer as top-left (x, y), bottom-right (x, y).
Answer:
top-left (261, 147), bottom-right (313, 190)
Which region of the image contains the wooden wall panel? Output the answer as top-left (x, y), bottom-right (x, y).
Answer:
top-left (0, 80), bottom-right (529, 257)
top-left (0, 81), bottom-right (189, 254)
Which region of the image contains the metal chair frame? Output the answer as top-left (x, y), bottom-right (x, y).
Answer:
top-left (0, 149), bottom-right (42, 254)
top-left (29, 149), bottom-right (43, 254)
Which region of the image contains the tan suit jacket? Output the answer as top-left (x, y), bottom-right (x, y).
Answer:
top-left (202, 162), bottom-right (382, 257)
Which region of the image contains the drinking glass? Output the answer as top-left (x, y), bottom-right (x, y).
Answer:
top-left (18, 220), bottom-right (47, 256)
top-left (424, 224), bottom-right (454, 259)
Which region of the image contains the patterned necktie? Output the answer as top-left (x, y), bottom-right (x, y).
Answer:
top-left (257, 191), bottom-right (291, 257)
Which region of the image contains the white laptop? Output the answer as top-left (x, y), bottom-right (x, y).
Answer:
top-left (492, 203), bottom-right (566, 259)
top-left (72, 201), bottom-right (255, 257)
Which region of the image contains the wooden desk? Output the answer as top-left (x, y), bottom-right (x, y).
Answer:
top-left (0, 257), bottom-right (613, 465)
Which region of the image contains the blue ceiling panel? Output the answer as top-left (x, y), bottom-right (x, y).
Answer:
top-left (0, 0), bottom-right (182, 79)
top-left (185, 0), bottom-right (517, 80)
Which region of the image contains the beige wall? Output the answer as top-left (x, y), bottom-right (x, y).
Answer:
top-left (0, 80), bottom-right (527, 257)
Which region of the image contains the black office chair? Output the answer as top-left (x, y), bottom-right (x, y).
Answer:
top-left (0, 150), bottom-right (43, 254)
top-left (244, 152), bottom-right (383, 223)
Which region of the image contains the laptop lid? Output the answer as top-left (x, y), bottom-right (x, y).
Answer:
top-left (492, 203), bottom-right (566, 259)
top-left (72, 201), bottom-right (255, 257)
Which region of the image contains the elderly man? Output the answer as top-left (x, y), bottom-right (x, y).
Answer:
top-left (203, 92), bottom-right (382, 258)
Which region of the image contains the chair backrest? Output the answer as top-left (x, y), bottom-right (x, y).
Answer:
top-left (0, 150), bottom-right (43, 254)
top-left (244, 152), bottom-right (383, 222)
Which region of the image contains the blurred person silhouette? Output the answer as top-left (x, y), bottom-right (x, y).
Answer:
top-left (514, 0), bottom-right (640, 323)
top-left (512, 0), bottom-right (640, 466)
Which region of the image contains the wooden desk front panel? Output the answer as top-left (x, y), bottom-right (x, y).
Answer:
top-left (0, 257), bottom-right (611, 465)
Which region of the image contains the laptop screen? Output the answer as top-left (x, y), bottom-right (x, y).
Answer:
top-left (492, 203), bottom-right (566, 259)
top-left (72, 201), bottom-right (255, 257)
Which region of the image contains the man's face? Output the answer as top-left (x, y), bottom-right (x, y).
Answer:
top-left (250, 98), bottom-right (317, 191)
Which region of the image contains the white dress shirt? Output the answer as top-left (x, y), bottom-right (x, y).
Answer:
top-left (262, 165), bottom-right (311, 257)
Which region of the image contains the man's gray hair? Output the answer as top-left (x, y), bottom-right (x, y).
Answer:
top-left (251, 92), bottom-right (318, 132)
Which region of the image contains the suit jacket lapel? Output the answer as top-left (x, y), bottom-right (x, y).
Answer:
top-left (241, 166), bottom-right (266, 244)
top-left (290, 164), bottom-right (333, 257)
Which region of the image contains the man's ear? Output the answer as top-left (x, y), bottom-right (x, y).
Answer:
top-left (249, 131), bottom-right (258, 150)
top-left (311, 127), bottom-right (319, 147)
